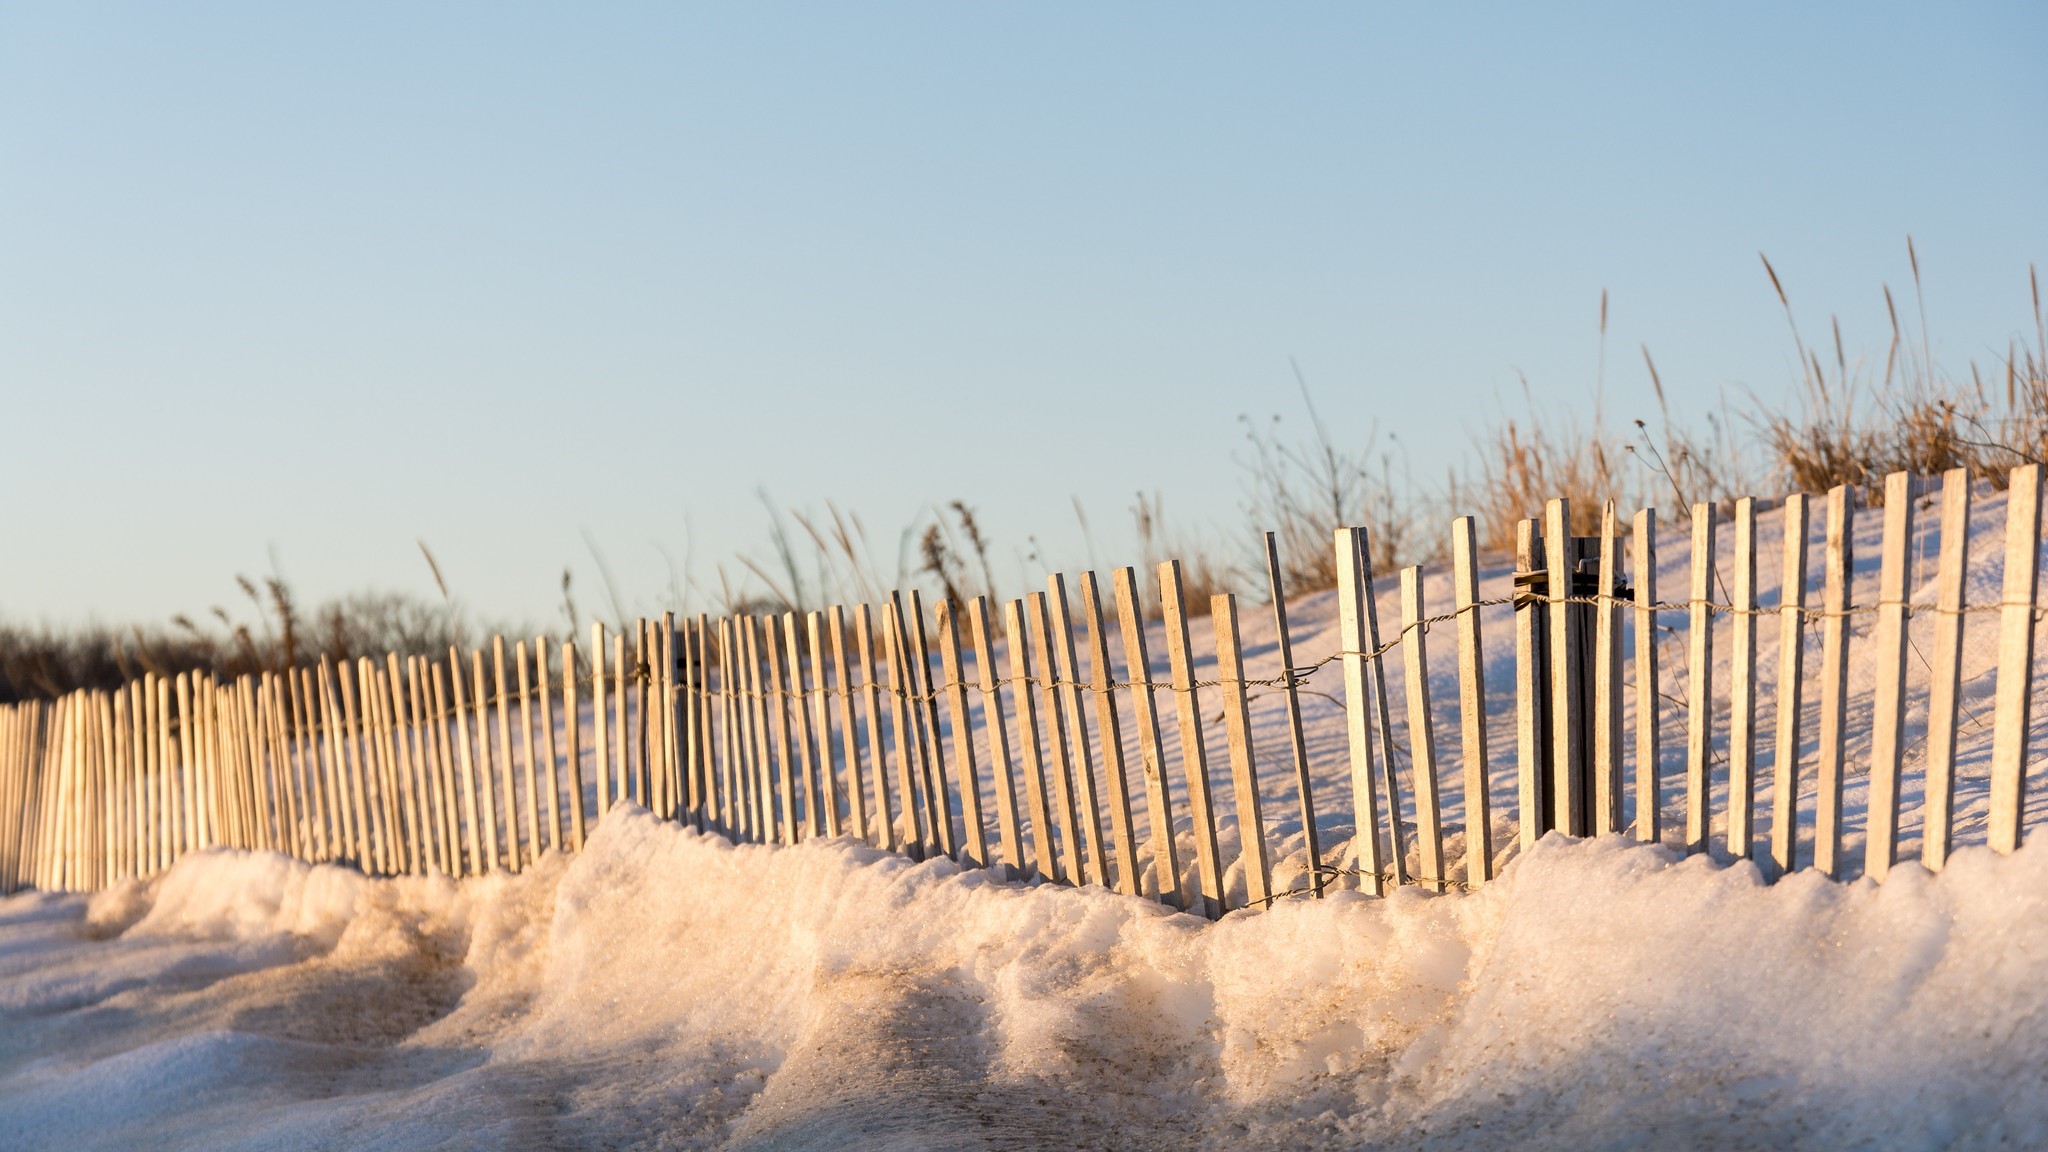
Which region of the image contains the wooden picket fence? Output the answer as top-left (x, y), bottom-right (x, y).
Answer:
top-left (0, 466), bottom-right (2042, 914)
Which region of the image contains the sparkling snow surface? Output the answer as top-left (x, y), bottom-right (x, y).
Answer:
top-left (6, 819), bottom-right (2048, 1149)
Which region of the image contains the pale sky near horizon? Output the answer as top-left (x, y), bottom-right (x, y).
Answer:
top-left (3, 2), bottom-right (2043, 630)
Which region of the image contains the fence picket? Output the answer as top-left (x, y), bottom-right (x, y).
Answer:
top-left (424, 660), bottom-right (459, 871)
top-left (1113, 568), bottom-right (1184, 908)
top-left (1263, 535), bottom-right (1323, 897)
top-left (1359, 535), bottom-right (1407, 882)
top-left (1004, 597), bottom-right (1058, 879)
top-left (1451, 517), bottom-right (1494, 884)
top-left (1048, 576), bottom-right (1106, 888)
top-left (908, 592), bottom-right (956, 858)
top-left (1545, 499), bottom-right (1584, 838)
top-left (854, 606), bottom-right (895, 852)
top-left (1159, 561), bottom-right (1225, 918)
top-left (1515, 519), bottom-right (1544, 851)
top-left (1771, 494), bottom-right (1810, 875)
top-left (787, 611), bottom-right (819, 839)
top-left (744, 616), bottom-right (777, 843)
top-left (1685, 504), bottom-right (1715, 855)
top-left (1866, 473), bottom-right (1916, 881)
top-left (830, 606), bottom-right (869, 844)
top-left (470, 652), bottom-right (504, 872)
top-left (1922, 469), bottom-right (1971, 871)
top-left (715, 621), bottom-right (739, 839)
top-left (1398, 567), bottom-right (1446, 891)
top-left (1080, 572), bottom-right (1141, 897)
top-left (491, 639), bottom-right (519, 869)
top-left (1336, 527), bottom-right (1387, 897)
top-left (881, 601), bottom-right (926, 856)
top-left (1211, 593), bottom-right (1272, 907)
top-left (767, 613), bottom-right (803, 844)
top-left (807, 611), bottom-right (844, 839)
top-left (1815, 485), bottom-right (1855, 878)
top-left (1594, 502), bottom-right (1623, 836)
top-left (1989, 464), bottom-right (2042, 853)
top-left (1730, 497), bottom-right (1758, 860)
top-left (935, 602), bottom-right (984, 865)
top-left (967, 597), bottom-right (1022, 875)
top-left (1027, 591), bottom-right (1084, 882)
top-left (614, 630), bottom-right (631, 811)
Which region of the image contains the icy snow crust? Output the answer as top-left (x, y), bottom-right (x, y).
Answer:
top-left (4, 813), bottom-right (2048, 1150)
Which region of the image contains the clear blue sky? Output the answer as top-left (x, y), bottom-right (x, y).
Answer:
top-left (4, 2), bottom-right (2043, 628)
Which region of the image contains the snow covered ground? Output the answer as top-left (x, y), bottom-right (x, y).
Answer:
top-left (6, 810), bottom-right (2048, 1149)
top-left (6, 479), bottom-right (2048, 1148)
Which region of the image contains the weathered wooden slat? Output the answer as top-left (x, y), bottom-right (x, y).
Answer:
top-left (419, 659), bottom-right (448, 870)
top-left (367, 664), bottom-right (403, 872)
top-left (247, 677), bottom-right (278, 854)
top-left (695, 615), bottom-right (717, 829)
top-left (783, 612), bottom-right (824, 840)
top-left (1003, 597), bottom-right (1058, 879)
top-left (1080, 572), bottom-right (1141, 897)
top-left (716, 620), bottom-right (739, 838)
top-left (1865, 472), bottom-right (1916, 881)
top-left (1028, 590), bottom-right (1084, 882)
top-left (1262, 535), bottom-right (1322, 897)
top-left (147, 676), bottom-right (167, 873)
top-left (655, 616), bottom-right (675, 822)
top-left (1113, 568), bottom-right (1184, 907)
top-left (1335, 527), bottom-right (1387, 897)
top-left (1593, 502), bottom-right (1623, 836)
top-left (177, 675), bottom-right (200, 854)
top-left (854, 605), bottom-right (895, 851)
top-left (830, 606), bottom-right (869, 844)
top-left (1047, 575), bottom-right (1106, 887)
top-left (613, 630), bottom-right (632, 811)
top-left (1515, 519), bottom-right (1544, 851)
top-left (1398, 566), bottom-right (1446, 891)
top-left (807, 611), bottom-right (844, 839)
top-left (1358, 534), bottom-right (1408, 882)
top-left (1545, 499), bottom-right (1584, 838)
top-left (1729, 497), bottom-right (1759, 860)
top-left (906, 592), bottom-right (956, 857)
top-left (1159, 560), bottom-right (1225, 917)
top-left (934, 600), bottom-right (986, 867)
top-left (1771, 494), bottom-right (1810, 876)
top-left (467, 652), bottom-right (502, 872)
top-left (1451, 516), bottom-right (1493, 884)
top-left (767, 614), bottom-right (802, 840)
top-left (745, 616), bottom-right (778, 843)
top-left (393, 657), bottom-right (428, 872)
top-left (880, 600), bottom-right (926, 856)
top-left (491, 639), bottom-right (519, 870)
top-left (967, 596), bottom-right (1023, 875)
top-left (763, 615), bottom-right (799, 846)
top-left (562, 638), bottom-right (586, 852)
top-left (1210, 593), bottom-right (1273, 907)
top-left (1989, 464), bottom-right (2042, 853)
top-left (1815, 485), bottom-right (1855, 878)
top-left (381, 656), bottom-right (418, 874)
top-left (907, 592), bottom-right (956, 857)
top-left (513, 642), bottom-right (538, 863)
top-left (1920, 470), bottom-right (1970, 870)
top-left (1685, 503), bottom-right (1715, 856)
top-left (590, 624), bottom-right (611, 817)
top-left (339, 661), bottom-right (375, 866)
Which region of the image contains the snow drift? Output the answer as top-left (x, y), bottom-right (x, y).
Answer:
top-left (3, 805), bottom-right (2047, 1150)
